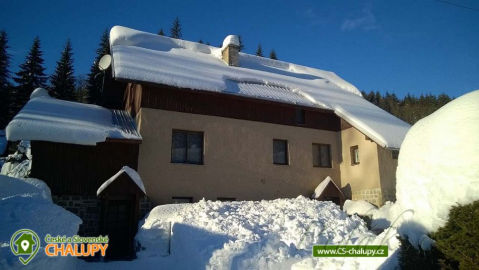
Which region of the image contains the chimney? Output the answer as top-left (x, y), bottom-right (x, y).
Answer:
top-left (221, 35), bottom-right (240, 67)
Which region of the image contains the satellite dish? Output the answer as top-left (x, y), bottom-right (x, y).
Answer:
top-left (98, 54), bottom-right (112, 71)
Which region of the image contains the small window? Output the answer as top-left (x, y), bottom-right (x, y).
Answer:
top-left (313, 143), bottom-right (331, 168)
top-left (350, 145), bottom-right (359, 165)
top-left (171, 130), bottom-right (204, 164)
top-left (392, 150), bottom-right (399, 159)
top-left (217, 197), bottom-right (236, 202)
top-left (295, 109), bottom-right (305, 125)
top-left (172, 197), bottom-right (193, 203)
top-left (273, 139), bottom-right (289, 165)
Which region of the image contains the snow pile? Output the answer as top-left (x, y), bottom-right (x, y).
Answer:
top-left (6, 88), bottom-right (141, 146)
top-left (343, 200), bottom-right (377, 216)
top-left (110, 26), bottom-right (410, 149)
top-left (97, 166), bottom-right (146, 195)
top-left (1, 141), bottom-right (31, 178)
top-left (136, 196), bottom-right (399, 269)
top-left (221, 35), bottom-right (240, 49)
top-left (394, 90), bottom-right (479, 237)
top-left (0, 175), bottom-right (81, 268)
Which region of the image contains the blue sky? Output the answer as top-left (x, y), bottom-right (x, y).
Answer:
top-left (1, 0), bottom-right (478, 97)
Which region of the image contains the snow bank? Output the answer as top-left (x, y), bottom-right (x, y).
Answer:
top-left (136, 196), bottom-right (399, 269)
top-left (395, 90), bottom-right (479, 236)
top-left (0, 175), bottom-right (82, 268)
top-left (343, 200), bottom-right (377, 216)
top-left (6, 89), bottom-right (141, 146)
top-left (110, 26), bottom-right (410, 149)
top-left (97, 166), bottom-right (146, 196)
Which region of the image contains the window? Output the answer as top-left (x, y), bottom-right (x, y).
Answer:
top-left (295, 109), bottom-right (305, 125)
top-left (273, 139), bottom-right (289, 165)
top-left (350, 145), bottom-right (359, 165)
top-left (313, 143), bottom-right (331, 168)
top-left (217, 197), bottom-right (236, 202)
top-left (172, 197), bottom-right (193, 203)
top-left (171, 130), bottom-right (204, 164)
top-left (391, 150), bottom-right (399, 159)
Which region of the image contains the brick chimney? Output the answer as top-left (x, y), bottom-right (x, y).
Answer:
top-left (221, 35), bottom-right (240, 67)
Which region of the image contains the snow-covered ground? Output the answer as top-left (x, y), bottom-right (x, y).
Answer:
top-left (0, 175), bottom-right (400, 269)
top-left (0, 175), bottom-right (82, 269)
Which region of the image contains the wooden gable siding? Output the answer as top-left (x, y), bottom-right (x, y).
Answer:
top-left (124, 82), bottom-right (341, 131)
top-left (30, 141), bottom-right (139, 196)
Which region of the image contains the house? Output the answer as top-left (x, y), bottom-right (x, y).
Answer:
top-left (103, 26), bottom-right (410, 206)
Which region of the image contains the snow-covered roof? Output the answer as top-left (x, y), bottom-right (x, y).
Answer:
top-left (312, 176), bottom-right (342, 199)
top-left (97, 166), bottom-right (146, 196)
top-left (110, 26), bottom-right (410, 148)
top-left (6, 88), bottom-right (141, 146)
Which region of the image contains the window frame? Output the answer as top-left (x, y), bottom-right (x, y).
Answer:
top-left (350, 145), bottom-right (360, 165)
top-left (312, 143), bottom-right (332, 168)
top-left (171, 129), bottom-right (204, 165)
top-left (273, 139), bottom-right (289, 165)
top-left (217, 197), bottom-right (236, 202)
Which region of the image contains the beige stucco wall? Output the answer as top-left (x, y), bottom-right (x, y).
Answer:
top-left (137, 108), bottom-right (342, 205)
top-left (339, 126), bottom-right (382, 205)
top-left (377, 146), bottom-right (398, 202)
top-left (339, 126), bottom-right (399, 206)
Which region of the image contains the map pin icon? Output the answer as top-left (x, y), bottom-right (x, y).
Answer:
top-left (21, 240), bottom-right (29, 251)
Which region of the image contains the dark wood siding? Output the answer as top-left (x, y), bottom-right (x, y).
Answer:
top-left (124, 82), bottom-right (341, 131)
top-left (30, 141), bottom-right (139, 196)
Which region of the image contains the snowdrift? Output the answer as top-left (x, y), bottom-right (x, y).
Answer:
top-left (136, 197), bottom-right (399, 269)
top-left (0, 175), bottom-right (82, 269)
top-left (396, 90), bottom-right (479, 235)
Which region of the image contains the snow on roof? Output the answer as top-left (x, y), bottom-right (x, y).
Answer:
top-left (312, 176), bottom-right (342, 199)
top-left (222, 35), bottom-right (240, 49)
top-left (6, 88), bottom-right (141, 146)
top-left (110, 26), bottom-right (410, 148)
top-left (97, 166), bottom-right (146, 196)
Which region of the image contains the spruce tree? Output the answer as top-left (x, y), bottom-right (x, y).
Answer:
top-left (269, 49), bottom-right (277, 60)
top-left (50, 40), bottom-right (76, 101)
top-left (158, 28), bottom-right (164, 36)
top-left (170, 17), bottom-right (182, 39)
top-left (86, 30), bottom-right (110, 104)
top-left (0, 31), bottom-right (11, 128)
top-left (238, 35), bottom-right (244, 52)
top-left (198, 39), bottom-right (204, 44)
top-left (255, 44), bottom-right (263, 57)
top-left (12, 37), bottom-right (47, 113)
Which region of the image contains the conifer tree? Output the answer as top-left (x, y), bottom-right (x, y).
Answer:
top-left (0, 31), bottom-right (11, 128)
top-left (255, 44), bottom-right (263, 57)
top-left (269, 49), bottom-right (277, 60)
top-left (198, 39), bottom-right (204, 44)
top-left (170, 17), bottom-right (182, 39)
top-left (50, 40), bottom-right (76, 101)
top-left (13, 37), bottom-right (47, 113)
top-left (158, 28), bottom-right (164, 36)
top-left (86, 30), bottom-right (110, 104)
top-left (238, 35), bottom-right (244, 52)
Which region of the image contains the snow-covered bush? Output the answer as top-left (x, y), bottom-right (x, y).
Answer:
top-left (0, 140), bottom-right (31, 178)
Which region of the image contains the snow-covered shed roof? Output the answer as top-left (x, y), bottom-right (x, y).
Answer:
top-left (312, 176), bottom-right (343, 199)
top-left (110, 26), bottom-right (410, 149)
top-left (6, 88), bottom-right (141, 146)
top-left (97, 166), bottom-right (146, 196)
